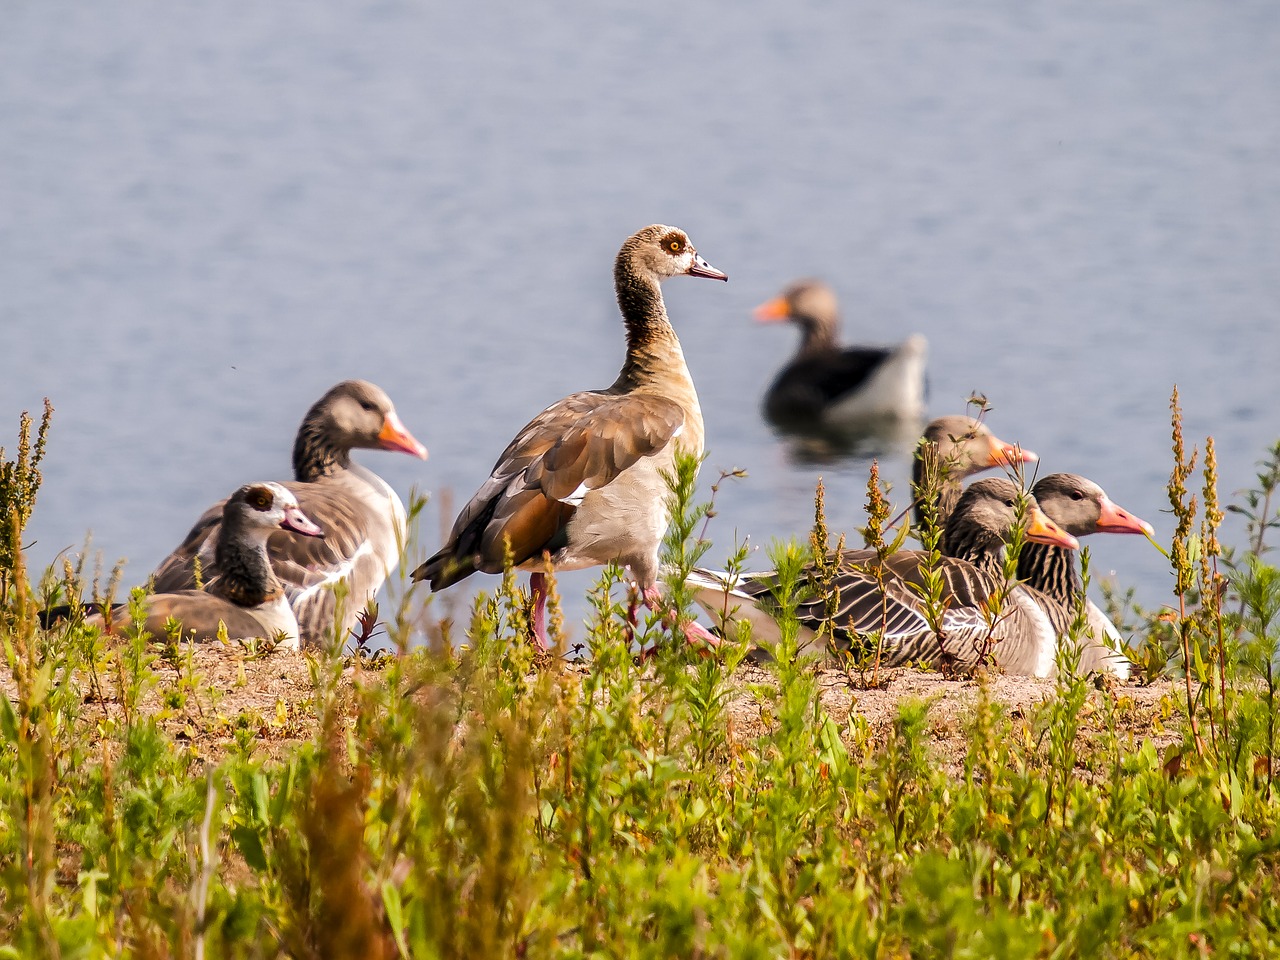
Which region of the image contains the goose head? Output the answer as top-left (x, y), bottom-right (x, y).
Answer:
top-left (304, 380), bottom-right (428, 460)
top-left (1030, 473), bottom-right (1154, 538)
top-left (951, 478), bottom-right (1079, 551)
top-left (924, 415), bottom-right (1038, 478)
top-left (619, 225), bottom-right (727, 284)
top-left (754, 278), bottom-right (839, 341)
top-left (226, 482), bottom-right (325, 539)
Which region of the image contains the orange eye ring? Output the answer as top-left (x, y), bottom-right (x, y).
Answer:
top-left (669, 240), bottom-right (682, 252)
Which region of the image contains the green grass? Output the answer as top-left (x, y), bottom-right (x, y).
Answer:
top-left (3, 393), bottom-right (1280, 958)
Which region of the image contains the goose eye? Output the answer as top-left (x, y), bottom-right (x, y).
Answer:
top-left (1071, 491), bottom-right (1085, 501)
top-left (668, 239), bottom-right (683, 253)
top-left (359, 401), bottom-right (376, 413)
top-left (249, 490), bottom-right (272, 510)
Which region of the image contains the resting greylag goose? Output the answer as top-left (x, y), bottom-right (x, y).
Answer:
top-left (150, 380), bottom-right (427, 648)
top-left (91, 483), bottom-right (323, 650)
top-left (756, 279), bottom-right (927, 426)
top-left (687, 478), bottom-right (1080, 676)
top-left (1017, 474), bottom-right (1153, 678)
top-left (413, 224), bottom-right (727, 649)
top-left (910, 415), bottom-right (1038, 537)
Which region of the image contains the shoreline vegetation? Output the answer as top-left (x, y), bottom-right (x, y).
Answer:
top-left (3, 391), bottom-right (1280, 957)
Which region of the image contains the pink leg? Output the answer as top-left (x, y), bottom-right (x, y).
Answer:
top-left (642, 585), bottom-right (722, 652)
top-left (623, 582), bottom-right (642, 645)
top-left (528, 572), bottom-right (550, 652)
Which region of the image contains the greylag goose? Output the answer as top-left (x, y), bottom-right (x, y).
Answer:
top-left (910, 415), bottom-right (1038, 537)
top-left (413, 224), bottom-right (727, 650)
top-left (1017, 473), bottom-right (1153, 678)
top-left (687, 478), bottom-right (1080, 676)
top-left (150, 380), bottom-right (427, 648)
top-left (756, 279), bottom-right (927, 426)
top-left (91, 483), bottom-right (323, 650)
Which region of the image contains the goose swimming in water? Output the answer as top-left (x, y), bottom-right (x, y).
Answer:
top-left (756, 278), bottom-right (927, 427)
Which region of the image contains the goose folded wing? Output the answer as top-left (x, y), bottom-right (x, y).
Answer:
top-left (445, 391), bottom-right (687, 573)
top-left (270, 489), bottom-right (392, 645)
top-left (782, 551), bottom-right (1009, 666)
top-left (132, 591), bottom-right (275, 643)
top-left (150, 503), bottom-right (225, 592)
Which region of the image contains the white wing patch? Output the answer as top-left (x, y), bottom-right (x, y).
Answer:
top-left (290, 539), bottom-right (376, 604)
top-left (559, 481), bottom-right (592, 506)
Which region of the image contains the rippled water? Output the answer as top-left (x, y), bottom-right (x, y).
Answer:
top-left (3, 0), bottom-right (1278, 638)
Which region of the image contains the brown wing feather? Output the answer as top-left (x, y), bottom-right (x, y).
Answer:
top-left (417, 390), bottom-right (685, 588)
top-left (150, 504), bottom-right (224, 592)
top-left (85, 591), bottom-right (273, 642)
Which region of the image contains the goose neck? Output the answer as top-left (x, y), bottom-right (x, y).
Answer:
top-left (1016, 543), bottom-right (1080, 608)
top-left (292, 419), bottom-right (350, 482)
top-left (794, 315), bottom-right (838, 356)
top-left (943, 521), bottom-right (1007, 578)
top-left (613, 263), bottom-right (684, 390)
top-left (213, 520), bottom-right (283, 607)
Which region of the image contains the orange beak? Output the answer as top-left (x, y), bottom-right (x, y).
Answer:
top-left (1095, 496), bottom-right (1154, 536)
top-left (378, 410), bottom-right (428, 460)
top-left (987, 433), bottom-right (1038, 468)
top-left (1025, 505), bottom-right (1080, 550)
top-left (753, 296), bottom-right (792, 324)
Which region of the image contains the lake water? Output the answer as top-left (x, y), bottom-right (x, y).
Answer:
top-left (3, 0), bottom-right (1278, 642)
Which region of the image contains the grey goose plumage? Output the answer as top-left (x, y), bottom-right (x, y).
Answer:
top-left (688, 478), bottom-right (1082, 676)
top-left (150, 380), bottom-right (427, 649)
top-left (413, 224), bottom-right (727, 648)
top-left (91, 482), bottom-right (323, 649)
top-left (1017, 473), bottom-right (1154, 678)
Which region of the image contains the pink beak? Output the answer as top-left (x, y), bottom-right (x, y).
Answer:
top-left (281, 505), bottom-right (324, 538)
top-left (1095, 496), bottom-right (1155, 536)
top-left (378, 410), bottom-right (429, 460)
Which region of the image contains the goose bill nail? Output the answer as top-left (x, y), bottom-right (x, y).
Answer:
top-left (378, 413), bottom-right (429, 459)
top-left (282, 507), bottom-right (324, 538)
top-left (688, 256), bottom-right (728, 281)
top-left (1096, 497), bottom-right (1155, 535)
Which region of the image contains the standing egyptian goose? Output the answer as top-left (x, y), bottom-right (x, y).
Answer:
top-left (756, 279), bottom-right (927, 426)
top-left (150, 380), bottom-right (427, 648)
top-left (1017, 474), bottom-right (1153, 678)
top-left (413, 224), bottom-right (728, 648)
top-left (91, 483), bottom-right (324, 650)
top-left (911, 415), bottom-right (1038, 546)
top-left (688, 478), bottom-right (1080, 676)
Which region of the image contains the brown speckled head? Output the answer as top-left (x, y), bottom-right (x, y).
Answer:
top-left (293, 380), bottom-right (427, 480)
top-left (617, 224), bottom-right (727, 284)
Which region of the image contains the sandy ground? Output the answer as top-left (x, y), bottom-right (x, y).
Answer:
top-left (1, 642), bottom-right (1184, 774)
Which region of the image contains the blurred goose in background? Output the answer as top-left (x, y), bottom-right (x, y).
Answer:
top-left (756, 278), bottom-right (927, 427)
top-left (413, 224), bottom-right (727, 650)
top-left (1017, 473), bottom-right (1154, 678)
top-left (91, 483), bottom-right (323, 649)
top-left (150, 380), bottom-right (427, 649)
top-left (687, 478), bottom-right (1081, 676)
top-left (910, 414), bottom-right (1038, 537)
